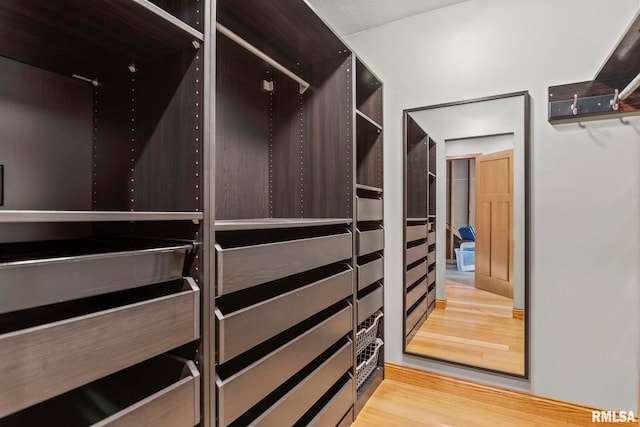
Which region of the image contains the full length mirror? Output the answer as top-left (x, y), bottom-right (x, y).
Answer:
top-left (402, 92), bottom-right (529, 377)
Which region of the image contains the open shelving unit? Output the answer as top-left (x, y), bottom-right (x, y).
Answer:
top-left (353, 57), bottom-right (385, 412)
top-left (403, 115), bottom-right (431, 345)
top-left (0, 0), bottom-right (211, 425)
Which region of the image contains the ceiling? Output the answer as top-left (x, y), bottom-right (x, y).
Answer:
top-left (307, 0), bottom-right (470, 36)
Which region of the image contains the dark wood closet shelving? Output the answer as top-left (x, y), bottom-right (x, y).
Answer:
top-left (0, 0), bottom-right (203, 81)
top-left (356, 109), bottom-right (383, 132)
top-left (356, 183), bottom-right (383, 193)
top-left (215, 217), bottom-right (352, 231)
top-left (0, 211), bottom-right (203, 223)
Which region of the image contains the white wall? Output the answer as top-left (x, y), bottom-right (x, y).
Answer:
top-left (346, 0), bottom-right (640, 412)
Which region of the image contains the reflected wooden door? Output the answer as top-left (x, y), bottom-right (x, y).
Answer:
top-left (475, 149), bottom-right (513, 299)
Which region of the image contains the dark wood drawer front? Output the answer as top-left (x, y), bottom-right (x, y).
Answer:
top-left (307, 378), bottom-right (353, 427)
top-left (357, 229), bottom-right (384, 256)
top-left (406, 297), bottom-right (427, 335)
top-left (252, 341), bottom-right (352, 426)
top-left (357, 284), bottom-right (383, 324)
top-left (357, 197), bottom-right (383, 222)
top-left (216, 232), bottom-right (352, 295)
top-left (406, 243), bottom-right (427, 266)
top-left (217, 305), bottom-right (352, 426)
top-left (427, 269), bottom-right (436, 286)
top-left (406, 260), bottom-right (427, 288)
top-left (357, 256), bottom-right (383, 291)
top-left (406, 224), bottom-right (427, 243)
top-left (0, 279), bottom-right (200, 418)
top-left (216, 268), bottom-right (353, 363)
top-left (406, 279), bottom-right (426, 310)
top-left (427, 231), bottom-right (435, 245)
top-left (427, 250), bottom-right (436, 266)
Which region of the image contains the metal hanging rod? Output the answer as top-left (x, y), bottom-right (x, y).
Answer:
top-left (216, 23), bottom-right (310, 94)
top-left (619, 72), bottom-right (640, 101)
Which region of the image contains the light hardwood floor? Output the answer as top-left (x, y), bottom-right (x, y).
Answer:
top-left (352, 379), bottom-right (597, 427)
top-left (406, 281), bottom-right (524, 375)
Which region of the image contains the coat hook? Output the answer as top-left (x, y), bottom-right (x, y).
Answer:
top-left (571, 94), bottom-right (578, 115)
top-left (610, 89), bottom-right (619, 111)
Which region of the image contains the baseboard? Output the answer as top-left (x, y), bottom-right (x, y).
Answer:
top-left (513, 308), bottom-right (524, 320)
top-left (435, 299), bottom-right (447, 309)
top-left (385, 363), bottom-right (600, 425)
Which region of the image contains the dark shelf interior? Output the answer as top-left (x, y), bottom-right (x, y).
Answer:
top-left (406, 115), bottom-right (428, 219)
top-left (356, 110), bottom-right (383, 190)
top-left (356, 59), bottom-right (383, 126)
top-left (0, 0), bottom-right (203, 82)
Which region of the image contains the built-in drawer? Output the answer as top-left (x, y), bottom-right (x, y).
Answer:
top-left (427, 250), bottom-right (436, 266)
top-left (427, 231), bottom-right (436, 245)
top-left (406, 224), bottom-right (427, 243)
top-left (216, 232), bottom-right (352, 295)
top-left (0, 238), bottom-right (191, 314)
top-left (427, 285), bottom-right (436, 306)
top-left (406, 243), bottom-right (427, 266)
top-left (217, 305), bottom-right (352, 426)
top-left (406, 260), bottom-right (427, 288)
top-left (0, 356), bottom-right (200, 427)
top-left (427, 269), bottom-right (435, 286)
top-left (357, 197), bottom-right (383, 222)
top-left (338, 409), bottom-right (354, 427)
top-left (406, 279), bottom-right (426, 310)
top-left (216, 268), bottom-right (353, 363)
top-left (307, 377), bottom-right (354, 427)
top-left (357, 255), bottom-right (383, 291)
top-left (251, 341), bottom-right (352, 426)
top-left (357, 283), bottom-right (383, 324)
top-left (405, 297), bottom-right (427, 336)
top-left (0, 278), bottom-right (200, 418)
top-left (427, 300), bottom-right (436, 317)
top-left (356, 228), bottom-right (384, 256)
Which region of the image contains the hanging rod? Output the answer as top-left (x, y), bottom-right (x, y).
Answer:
top-left (619, 72), bottom-right (640, 101)
top-left (216, 23), bottom-right (310, 94)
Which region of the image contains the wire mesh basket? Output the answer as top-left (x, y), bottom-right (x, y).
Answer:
top-left (356, 338), bottom-right (383, 390)
top-left (355, 311), bottom-right (383, 355)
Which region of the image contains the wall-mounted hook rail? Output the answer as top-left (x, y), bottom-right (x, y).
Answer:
top-left (216, 23), bottom-right (310, 94)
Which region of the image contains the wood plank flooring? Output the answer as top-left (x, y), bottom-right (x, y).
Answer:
top-left (406, 281), bottom-right (524, 375)
top-left (352, 379), bottom-right (597, 427)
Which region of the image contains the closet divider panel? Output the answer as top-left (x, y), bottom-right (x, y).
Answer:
top-left (301, 54), bottom-right (353, 219)
top-left (215, 35), bottom-right (270, 220)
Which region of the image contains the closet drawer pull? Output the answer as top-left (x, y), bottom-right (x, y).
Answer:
top-left (216, 305), bottom-right (352, 426)
top-left (216, 232), bottom-right (352, 295)
top-left (356, 197), bottom-right (383, 222)
top-left (356, 229), bottom-right (383, 256)
top-left (357, 255), bottom-right (383, 291)
top-left (0, 278), bottom-right (200, 418)
top-left (216, 268), bottom-right (353, 363)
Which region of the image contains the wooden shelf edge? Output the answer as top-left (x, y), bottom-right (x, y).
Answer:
top-left (356, 184), bottom-right (383, 193)
top-left (356, 109), bottom-right (383, 131)
top-left (0, 210), bottom-right (203, 223)
top-left (215, 217), bottom-right (352, 231)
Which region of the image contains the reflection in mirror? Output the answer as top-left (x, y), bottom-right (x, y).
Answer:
top-left (402, 92), bottom-right (529, 377)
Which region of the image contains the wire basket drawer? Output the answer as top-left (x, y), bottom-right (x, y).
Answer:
top-left (355, 311), bottom-right (383, 355)
top-left (356, 338), bottom-right (383, 390)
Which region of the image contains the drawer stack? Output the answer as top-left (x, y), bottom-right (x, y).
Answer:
top-left (214, 223), bottom-right (355, 426)
top-left (405, 221), bottom-right (429, 342)
top-left (0, 239), bottom-right (201, 426)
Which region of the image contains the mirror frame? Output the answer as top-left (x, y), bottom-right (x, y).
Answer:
top-left (401, 91), bottom-right (530, 378)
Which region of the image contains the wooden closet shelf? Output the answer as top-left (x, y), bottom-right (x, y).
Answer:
top-left (0, 0), bottom-right (204, 81)
top-left (0, 210), bottom-right (203, 223)
top-left (215, 218), bottom-right (352, 231)
top-left (356, 109), bottom-right (383, 132)
top-left (356, 184), bottom-right (383, 193)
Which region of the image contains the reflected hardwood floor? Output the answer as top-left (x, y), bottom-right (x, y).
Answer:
top-left (352, 379), bottom-right (592, 427)
top-left (406, 281), bottom-right (524, 375)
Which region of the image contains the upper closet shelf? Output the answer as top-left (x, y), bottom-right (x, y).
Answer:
top-left (356, 109), bottom-right (383, 132)
top-left (215, 218), bottom-right (352, 231)
top-left (0, 210), bottom-right (203, 223)
top-left (0, 0), bottom-right (203, 81)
